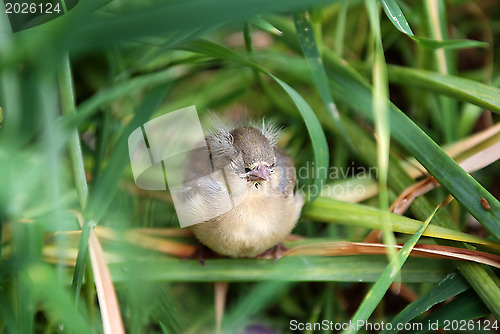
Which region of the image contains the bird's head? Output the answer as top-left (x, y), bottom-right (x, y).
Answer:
top-left (230, 127), bottom-right (276, 182)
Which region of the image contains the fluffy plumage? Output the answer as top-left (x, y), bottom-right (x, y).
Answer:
top-left (184, 123), bottom-right (304, 258)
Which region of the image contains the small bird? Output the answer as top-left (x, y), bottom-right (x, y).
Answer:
top-left (183, 122), bottom-right (304, 258)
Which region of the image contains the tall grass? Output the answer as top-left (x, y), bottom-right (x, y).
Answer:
top-left (1, 0), bottom-right (499, 333)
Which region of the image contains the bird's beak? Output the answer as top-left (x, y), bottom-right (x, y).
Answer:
top-left (246, 163), bottom-right (271, 181)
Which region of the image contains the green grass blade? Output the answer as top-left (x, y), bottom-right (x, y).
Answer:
top-left (413, 290), bottom-right (491, 333)
top-left (384, 65), bottom-right (500, 114)
top-left (379, 0), bottom-right (486, 49)
top-left (423, 0), bottom-right (458, 143)
top-left (60, 67), bottom-right (187, 132)
top-left (109, 257), bottom-right (452, 283)
top-left (22, 264), bottom-right (93, 334)
top-left (306, 197), bottom-right (500, 251)
top-left (292, 10), bottom-right (351, 148)
top-left (115, 27), bottom-right (219, 81)
top-left (0, 9), bottom-right (22, 142)
top-left (334, 0), bottom-right (348, 56)
top-left (269, 75), bottom-right (329, 202)
top-left (57, 54), bottom-right (94, 304)
top-left (378, 0), bottom-right (414, 35)
top-left (381, 273), bottom-right (469, 334)
top-left (411, 35), bottom-right (487, 50)
top-left (72, 221), bottom-right (92, 303)
top-left (250, 16), bottom-right (282, 35)
top-left (365, 0), bottom-right (395, 260)
top-left (12, 221), bottom-right (40, 333)
top-left (343, 206), bottom-right (438, 334)
top-left (58, 54), bottom-right (87, 209)
top-left (86, 84), bottom-right (171, 222)
top-left (70, 0), bottom-right (340, 51)
top-left (457, 262), bottom-right (500, 319)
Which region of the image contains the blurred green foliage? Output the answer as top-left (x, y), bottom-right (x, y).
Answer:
top-left (0, 0), bottom-right (500, 333)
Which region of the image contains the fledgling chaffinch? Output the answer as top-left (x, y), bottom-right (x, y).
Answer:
top-left (183, 122), bottom-right (304, 258)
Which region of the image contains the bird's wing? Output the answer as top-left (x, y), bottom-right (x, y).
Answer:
top-left (181, 139), bottom-right (247, 218)
top-left (274, 148), bottom-right (297, 196)
top-left (183, 145), bottom-right (213, 184)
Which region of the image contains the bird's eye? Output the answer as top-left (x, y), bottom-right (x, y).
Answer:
top-left (245, 168), bottom-right (251, 173)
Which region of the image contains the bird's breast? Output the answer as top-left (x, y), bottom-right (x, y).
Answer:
top-left (190, 180), bottom-right (302, 257)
